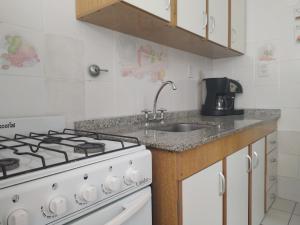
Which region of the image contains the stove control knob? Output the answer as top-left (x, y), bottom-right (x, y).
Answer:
top-left (124, 168), bottom-right (140, 185)
top-left (103, 176), bottom-right (121, 193)
top-left (49, 196), bottom-right (67, 216)
top-left (7, 209), bottom-right (29, 225)
top-left (80, 185), bottom-right (98, 202)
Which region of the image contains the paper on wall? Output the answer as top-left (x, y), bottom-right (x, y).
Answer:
top-left (0, 23), bottom-right (43, 76)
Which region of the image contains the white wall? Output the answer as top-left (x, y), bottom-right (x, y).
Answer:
top-left (210, 0), bottom-right (300, 202)
top-left (0, 0), bottom-right (212, 127)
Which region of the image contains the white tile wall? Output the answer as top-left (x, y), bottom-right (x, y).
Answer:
top-left (278, 177), bottom-right (300, 203)
top-left (45, 79), bottom-right (85, 127)
top-left (278, 109), bottom-right (300, 131)
top-left (0, 76), bottom-right (48, 117)
top-left (85, 81), bottom-right (117, 119)
top-left (0, 0), bottom-right (43, 31)
top-left (44, 34), bottom-right (84, 80)
top-left (209, 0), bottom-right (300, 201)
top-left (0, 0), bottom-right (213, 126)
top-left (278, 131), bottom-right (300, 156)
top-left (278, 153), bottom-right (299, 178)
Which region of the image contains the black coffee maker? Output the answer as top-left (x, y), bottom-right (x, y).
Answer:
top-left (201, 77), bottom-right (244, 116)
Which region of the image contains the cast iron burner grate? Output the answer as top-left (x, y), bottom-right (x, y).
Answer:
top-left (0, 129), bottom-right (140, 180)
top-left (43, 136), bottom-right (63, 144)
top-left (0, 158), bottom-right (20, 172)
top-left (74, 143), bottom-right (105, 154)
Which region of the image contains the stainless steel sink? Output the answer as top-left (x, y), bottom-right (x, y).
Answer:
top-left (151, 123), bottom-right (215, 132)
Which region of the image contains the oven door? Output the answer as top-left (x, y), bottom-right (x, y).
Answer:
top-left (67, 187), bottom-right (152, 225)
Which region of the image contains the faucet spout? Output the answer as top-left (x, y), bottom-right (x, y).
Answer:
top-left (153, 81), bottom-right (177, 118)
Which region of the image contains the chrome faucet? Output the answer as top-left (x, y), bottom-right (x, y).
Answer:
top-left (142, 81), bottom-right (177, 123)
top-left (153, 81), bottom-right (177, 119)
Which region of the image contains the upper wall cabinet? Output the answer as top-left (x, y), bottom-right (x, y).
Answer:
top-left (177, 0), bottom-right (207, 37)
top-left (76, 0), bottom-right (245, 58)
top-left (123, 0), bottom-right (171, 21)
top-left (208, 0), bottom-right (229, 47)
top-left (230, 0), bottom-right (246, 53)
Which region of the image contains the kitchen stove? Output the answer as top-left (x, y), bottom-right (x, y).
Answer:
top-left (0, 117), bottom-right (152, 225)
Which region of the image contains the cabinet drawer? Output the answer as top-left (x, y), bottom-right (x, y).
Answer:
top-left (267, 174), bottom-right (277, 190)
top-left (266, 183), bottom-right (277, 210)
top-left (267, 131), bottom-right (278, 153)
top-left (267, 150), bottom-right (278, 189)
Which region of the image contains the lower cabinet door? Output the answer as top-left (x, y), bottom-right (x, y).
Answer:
top-left (227, 147), bottom-right (249, 225)
top-left (182, 161), bottom-right (223, 225)
top-left (252, 138), bottom-right (266, 225)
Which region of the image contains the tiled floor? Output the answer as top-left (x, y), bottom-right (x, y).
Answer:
top-left (261, 198), bottom-right (300, 225)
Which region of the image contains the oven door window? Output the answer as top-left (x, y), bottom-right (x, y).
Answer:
top-left (67, 188), bottom-right (152, 225)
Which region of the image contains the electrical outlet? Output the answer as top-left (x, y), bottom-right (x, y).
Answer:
top-left (187, 64), bottom-right (193, 78)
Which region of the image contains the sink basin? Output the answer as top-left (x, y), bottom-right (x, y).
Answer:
top-left (151, 123), bottom-right (215, 132)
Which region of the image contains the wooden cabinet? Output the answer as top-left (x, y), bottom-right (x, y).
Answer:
top-left (177, 0), bottom-right (207, 37)
top-left (208, 0), bottom-right (229, 47)
top-left (182, 138), bottom-right (267, 225)
top-left (227, 147), bottom-right (250, 225)
top-left (150, 121), bottom-right (277, 225)
top-left (251, 138), bottom-right (266, 225)
top-left (182, 161), bottom-right (223, 225)
top-left (123, 0), bottom-right (171, 21)
top-left (76, 0), bottom-right (243, 58)
top-left (267, 131), bottom-right (278, 153)
top-left (230, 0), bottom-right (246, 53)
top-left (266, 131), bottom-right (278, 210)
top-left (149, 121), bottom-right (278, 225)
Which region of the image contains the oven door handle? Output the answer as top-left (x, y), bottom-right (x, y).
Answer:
top-left (105, 192), bottom-right (151, 225)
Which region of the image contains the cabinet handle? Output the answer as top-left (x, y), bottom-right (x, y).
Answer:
top-left (219, 172), bottom-right (226, 196)
top-left (202, 12), bottom-right (208, 29)
top-left (246, 155), bottom-right (252, 173)
top-left (166, 0), bottom-right (171, 10)
top-left (270, 140), bottom-right (277, 144)
top-left (253, 151), bottom-right (259, 169)
top-left (209, 16), bottom-right (215, 33)
top-left (270, 176), bottom-right (277, 182)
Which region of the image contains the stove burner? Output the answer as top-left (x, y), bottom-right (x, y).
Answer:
top-left (74, 143), bottom-right (105, 154)
top-left (43, 136), bottom-right (63, 144)
top-left (0, 158), bottom-right (20, 172)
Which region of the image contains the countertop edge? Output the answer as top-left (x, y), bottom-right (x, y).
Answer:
top-left (75, 109), bottom-right (281, 153)
top-left (146, 117), bottom-right (279, 152)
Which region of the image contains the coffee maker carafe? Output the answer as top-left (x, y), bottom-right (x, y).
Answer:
top-left (201, 77), bottom-right (244, 116)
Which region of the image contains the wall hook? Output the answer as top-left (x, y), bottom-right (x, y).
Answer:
top-left (88, 64), bottom-right (109, 77)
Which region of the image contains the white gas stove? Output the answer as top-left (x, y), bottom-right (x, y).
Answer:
top-left (0, 117), bottom-right (152, 225)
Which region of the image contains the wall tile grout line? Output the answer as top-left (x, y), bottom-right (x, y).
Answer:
top-left (287, 203), bottom-right (297, 225)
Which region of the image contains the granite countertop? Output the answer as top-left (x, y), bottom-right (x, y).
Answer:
top-left (75, 109), bottom-right (281, 152)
